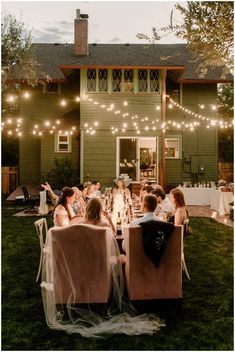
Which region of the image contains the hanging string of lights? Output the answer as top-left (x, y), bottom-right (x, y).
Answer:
top-left (2, 91), bottom-right (233, 137)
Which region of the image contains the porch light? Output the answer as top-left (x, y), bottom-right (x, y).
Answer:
top-left (123, 101), bottom-right (128, 106)
top-left (199, 104), bottom-right (205, 109)
top-left (156, 105), bottom-right (160, 111)
top-left (75, 96), bottom-right (80, 102)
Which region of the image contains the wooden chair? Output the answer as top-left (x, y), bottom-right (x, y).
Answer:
top-left (34, 218), bottom-right (48, 282)
top-left (124, 225), bottom-right (183, 300)
top-left (50, 224), bottom-right (112, 304)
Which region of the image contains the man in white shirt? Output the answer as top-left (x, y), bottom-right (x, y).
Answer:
top-left (152, 187), bottom-right (174, 220)
top-left (130, 194), bottom-right (161, 226)
top-left (121, 194), bottom-right (161, 255)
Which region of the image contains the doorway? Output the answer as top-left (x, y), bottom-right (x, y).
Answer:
top-left (116, 137), bottom-right (158, 182)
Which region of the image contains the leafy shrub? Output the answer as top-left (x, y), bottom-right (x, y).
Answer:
top-left (42, 157), bottom-right (79, 189)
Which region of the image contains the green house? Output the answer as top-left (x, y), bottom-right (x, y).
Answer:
top-left (8, 10), bottom-right (233, 189)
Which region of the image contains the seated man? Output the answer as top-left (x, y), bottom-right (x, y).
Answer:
top-left (121, 194), bottom-right (161, 254)
top-left (152, 187), bottom-right (174, 220)
top-left (130, 194), bottom-right (161, 226)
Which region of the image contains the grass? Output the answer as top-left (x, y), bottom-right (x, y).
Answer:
top-left (2, 205), bottom-right (234, 350)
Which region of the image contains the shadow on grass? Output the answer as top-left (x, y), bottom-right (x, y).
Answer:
top-left (2, 206), bottom-right (233, 350)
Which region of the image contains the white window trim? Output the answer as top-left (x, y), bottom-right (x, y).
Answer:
top-left (55, 133), bottom-right (72, 153)
top-left (165, 136), bottom-right (182, 159)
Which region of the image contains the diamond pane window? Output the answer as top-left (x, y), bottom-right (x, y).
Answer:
top-left (112, 69), bottom-right (122, 92)
top-left (123, 69), bottom-right (133, 92)
top-left (98, 69), bottom-right (108, 92)
top-left (150, 69), bottom-right (159, 92)
top-left (138, 69), bottom-right (148, 92)
top-left (87, 69), bottom-right (96, 92)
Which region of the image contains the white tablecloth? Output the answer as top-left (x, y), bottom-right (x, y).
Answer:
top-left (210, 190), bottom-right (234, 216)
top-left (178, 187), bottom-right (212, 206)
top-left (178, 187), bottom-right (233, 215)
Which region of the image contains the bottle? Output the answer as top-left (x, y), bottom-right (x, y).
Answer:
top-left (116, 211), bottom-right (122, 236)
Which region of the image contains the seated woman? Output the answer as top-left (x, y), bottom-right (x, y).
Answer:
top-left (73, 197), bottom-right (116, 236)
top-left (170, 188), bottom-right (188, 225)
top-left (53, 187), bottom-right (75, 227)
top-left (71, 186), bottom-right (86, 217)
top-left (82, 182), bottom-right (95, 201)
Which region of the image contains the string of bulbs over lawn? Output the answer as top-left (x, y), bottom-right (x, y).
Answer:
top-left (2, 91), bottom-right (233, 137)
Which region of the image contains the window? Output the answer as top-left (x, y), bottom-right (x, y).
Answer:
top-left (150, 70), bottom-right (159, 92)
top-left (165, 138), bottom-right (181, 159)
top-left (86, 68), bottom-right (160, 93)
top-left (98, 69), bottom-right (108, 92)
top-left (122, 69), bottom-right (133, 92)
top-left (112, 69), bottom-right (122, 92)
top-left (55, 133), bottom-right (71, 153)
top-left (87, 69), bottom-right (96, 92)
top-left (138, 69), bottom-right (148, 92)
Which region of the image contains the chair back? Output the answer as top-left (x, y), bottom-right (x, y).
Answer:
top-left (125, 225), bottom-right (183, 300)
top-left (34, 218), bottom-right (48, 282)
top-left (50, 224), bottom-right (111, 304)
top-left (21, 186), bottom-right (29, 201)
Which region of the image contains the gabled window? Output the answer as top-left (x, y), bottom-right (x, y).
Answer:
top-left (55, 133), bottom-right (71, 153)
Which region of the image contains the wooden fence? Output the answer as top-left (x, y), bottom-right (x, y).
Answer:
top-left (1, 166), bottom-right (19, 196)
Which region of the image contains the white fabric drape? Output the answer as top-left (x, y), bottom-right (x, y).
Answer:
top-left (40, 225), bottom-right (165, 338)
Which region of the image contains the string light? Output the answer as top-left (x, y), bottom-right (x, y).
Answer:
top-left (2, 91), bottom-right (233, 137)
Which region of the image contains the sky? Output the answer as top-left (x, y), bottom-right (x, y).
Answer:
top-left (2, 0), bottom-right (186, 44)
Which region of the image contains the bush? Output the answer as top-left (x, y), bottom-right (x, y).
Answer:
top-left (42, 157), bottom-right (79, 189)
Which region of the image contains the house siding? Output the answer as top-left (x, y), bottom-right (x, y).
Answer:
top-left (19, 83), bottom-right (80, 184)
top-left (18, 74), bottom-right (219, 188)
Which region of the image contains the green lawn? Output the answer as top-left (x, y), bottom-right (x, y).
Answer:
top-left (2, 205), bottom-right (234, 350)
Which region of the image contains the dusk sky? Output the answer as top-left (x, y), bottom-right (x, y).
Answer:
top-left (2, 1), bottom-right (186, 44)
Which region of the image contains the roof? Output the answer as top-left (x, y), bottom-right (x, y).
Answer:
top-left (10, 43), bottom-right (233, 83)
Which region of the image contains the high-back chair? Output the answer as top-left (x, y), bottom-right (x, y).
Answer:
top-left (34, 218), bottom-right (48, 282)
top-left (50, 224), bottom-right (112, 304)
top-left (22, 186), bottom-right (39, 212)
top-left (124, 225), bottom-right (183, 300)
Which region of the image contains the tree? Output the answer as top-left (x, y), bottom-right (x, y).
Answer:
top-left (1, 12), bottom-right (38, 88)
top-left (1, 13), bottom-right (38, 166)
top-left (137, 1), bottom-right (233, 77)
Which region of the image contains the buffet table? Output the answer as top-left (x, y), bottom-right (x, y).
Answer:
top-left (178, 187), bottom-right (212, 206)
top-left (179, 187), bottom-right (233, 216)
top-left (210, 190), bottom-right (234, 216)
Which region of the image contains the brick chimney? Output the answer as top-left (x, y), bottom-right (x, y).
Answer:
top-left (74, 9), bottom-right (89, 56)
